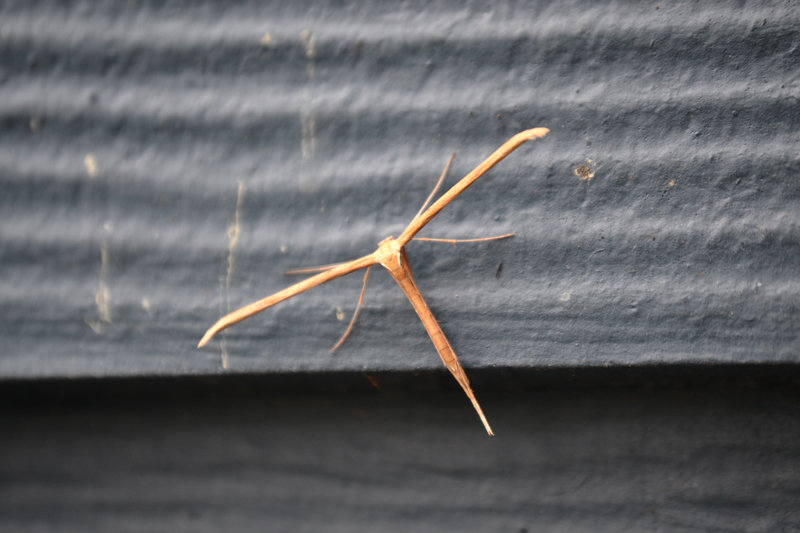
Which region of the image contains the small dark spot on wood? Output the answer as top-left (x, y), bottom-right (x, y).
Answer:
top-left (495, 262), bottom-right (503, 278)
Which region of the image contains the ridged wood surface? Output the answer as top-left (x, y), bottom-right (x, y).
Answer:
top-left (1, 0), bottom-right (799, 377)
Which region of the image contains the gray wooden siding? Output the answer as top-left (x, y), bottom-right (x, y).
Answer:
top-left (2, 0), bottom-right (798, 378)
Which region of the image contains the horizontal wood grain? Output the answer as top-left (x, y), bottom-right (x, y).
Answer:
top-left (0, 0), bottom-right (797, 378)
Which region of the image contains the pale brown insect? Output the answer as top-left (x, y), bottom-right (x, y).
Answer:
top-left (198, 128), bottom-right (550, 434)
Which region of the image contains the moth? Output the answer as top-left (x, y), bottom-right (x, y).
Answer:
top-left (199, 128), bottom-right (550, 434)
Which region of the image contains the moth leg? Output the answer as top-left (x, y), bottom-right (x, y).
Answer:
top-left (283, 262), bottom-right (348, 275)
top-left (330, 266), bottom-right (371, 353)
top-left (412, 233), bottom-right (515, 245)
top-left (412, 153), bottom-right (455, 222)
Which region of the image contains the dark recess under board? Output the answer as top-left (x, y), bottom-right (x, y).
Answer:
top-left (1, 368), bottom-right (799, 532)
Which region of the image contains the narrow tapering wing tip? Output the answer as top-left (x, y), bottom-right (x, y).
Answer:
top-left (523, 127), bottom-right (550, 140)
top-left (197, 330), bottom-right (215, 348)
top-left (198, 314), bottom-right (234, 348)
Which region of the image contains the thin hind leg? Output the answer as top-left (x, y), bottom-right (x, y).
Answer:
top-left (283, 262), bottom-right (348, 275)
top-left (330, 267), bottom-right (371, 352)
top-left (412, 153), bottom-right (455, 222)
top-left (412, 233), bottom-right (515, 244)
top-left (284, 263), bottom-right (372, 352)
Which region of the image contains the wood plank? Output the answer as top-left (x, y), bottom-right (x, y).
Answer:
top-left (1, 0), bottom-right (798, 377)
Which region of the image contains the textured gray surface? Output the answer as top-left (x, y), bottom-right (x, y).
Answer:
top-left (1, 0), bottom-right (799, 377)
top-left (1, 373), bottom-right (799, 532)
